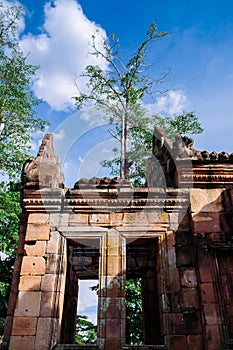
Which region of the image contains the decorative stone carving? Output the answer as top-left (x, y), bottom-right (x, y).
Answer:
top-left (22, 134), bottom-right (64, 189)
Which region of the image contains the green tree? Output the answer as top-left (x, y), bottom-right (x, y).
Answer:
top-left (0, 2), bottom-right (48, 177)
top-left (0, 181), bottom-right (21, 336)
top-left (102, 111), bottom-right (203, 186)
top-left (125, 278), bottom-right (143, 345)
top-left (76, 315), bottom-right (97, 344)
top-left (74, 24), bottom-right (203, 184)
top-left (74, 23), bottom-right (168, 179)
top-left (0, 2), bottom-right (48, 338)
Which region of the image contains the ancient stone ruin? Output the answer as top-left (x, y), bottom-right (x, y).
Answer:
top-left (2, 129), bottom-right (233, 350)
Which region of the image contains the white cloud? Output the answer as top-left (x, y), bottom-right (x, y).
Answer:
top-left (20, 0), bottom-right (108, 111)
top-left (146, 90), bottom-right (187, 117)
top-left (53, 128), bottom-right (65, 141)
top-left (77, 280), bottom-right (98, 312)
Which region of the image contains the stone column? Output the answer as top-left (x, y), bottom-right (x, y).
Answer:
top-left (8, 214), bottom-right (67, 350)
top-left (98, 229), bottom-right (126, 350)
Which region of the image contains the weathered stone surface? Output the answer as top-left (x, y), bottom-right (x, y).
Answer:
top-left (40, 291), bottom-right (56, 317)
top-left (180, 268), bottom-right (197, 288)
top-left (181, 288), bottom-right (200, 310)
top-left (68, 213), bottom-right (88, 226)
top-left (28, 213), bottom-right (49, 224)
top-left (191, 212), bottom-right (221, 233)
top-left (41, 274), bottom-right (57, 291)
top-left (200, 282), bottom-right (217, 303)
top-left (21, 256), bottom-right (46, 275)
top-left (18, 276), bottom-right (41, 291)
top-left (187, 335), bottom-right (203, 350)
top-left (9, 335), bottom-right (35, 350)
top-left (6, 134), bottom-right (233, 350)
top-left (190, 188), bottom-right (223, 213)
top-left (34, 318), bottom-right (57, 350)
top-left (89, 213), bottom-right (110, 225)
top-left (24, 240), bottom-right (46, 256)
top-left (11, 317), bottom-right (37, 336)
top-left (25, 223), bottom-right (50, 241)
top-left (167, 335), bottom-right (188, 350)
top-left (45, 253), bottom-right (61, 274)
top-left (14, 291), bottom-right (41, 317)
top-left (46, 231), bottom-right (61, 254)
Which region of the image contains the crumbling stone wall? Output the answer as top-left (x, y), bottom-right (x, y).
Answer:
top-left (2, 132), bottom-right (233, 350)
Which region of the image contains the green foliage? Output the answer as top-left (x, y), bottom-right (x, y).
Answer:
top-left (74, 23), bottom-right (169, 178)
top-left (102, 111), bottom-right (203, 186)
top-left (0, 181), bottom-right (21, 336)
top-left (125, 279), bottom-right (143, 345)
top-left (76, 315), bottom-right (97, 344)
top-left (0, 2), bottom-right (48, 177)
top-left (75, 23), bottom-right (203, 182)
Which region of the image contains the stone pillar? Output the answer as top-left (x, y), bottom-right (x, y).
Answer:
top-left (98, 229), bottom-right (126, 350)
top-left (8, 214), bottom-right (67, 350)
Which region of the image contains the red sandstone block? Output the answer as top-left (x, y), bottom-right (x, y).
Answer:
top-left (192, 212), bottom-right (221, 233)
top-left (100, 276), bottom-right (124, 297)
top-left (18, 276), bottom-right (41, 291)
top-left (171, 313), bottom-right (185, 335)
top-left (109, 212), bottom-right (123, 226)
top-left (168, 335), bottom-right (188, 350)
top-left (104, 338), bottom-right (122, 350)
top-left (55, 291), bottom-right (64, 320)
top-left (39, 291), bottom-right (56, 317)
top-left (24, 240), bottom-right (46, 256)
top-left (180, 268), bottom-right (197, 288)
top-left (25, 223), bottom-right (50, 241)
top-left (105, 319), bottom-right (122, 338)
top-left (200, 283), bottom-right (217, 304)
top-left (203, 303), bottom-right (221, 325)
top-left (197, 253), bottom-right (215, 283)
top-left (205, 325), bottom-right (222, 349)
top-left (89, 213), bottom-right (110, 225)
top-left (190, 188), bottom-right (223, 214)
top-left (21, 256), bottom-right (46, 275)
top-left (11, 317), bottom-right (37, 336)
top-left (34, 318), bottom-right (54, 350)
top-left (14, 291), bottom-right (41, 317)
top-left (181, 288), bottom-right (200, 310)
top-left (68, 213), bottom-right (88, 226)
top-left (28, 213), bottom-right (49, 224)
top-left (41, 274), bottom-right (57, 291)
top-left (187, 335), bottom-right (203, 350)
top-left (9, 335), bottom-right (35, 350)
top-left (99, 297), bottom-right (124, 319)
top-left (45, 253), bottom-right (61, 274)
top-left (169, 268), bottom-right (181, 292)
top-left (46, 231), bottom-right (61, 254)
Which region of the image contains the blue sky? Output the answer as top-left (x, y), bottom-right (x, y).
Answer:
top-left (3, 0), bottom-right (233, 324)
top-left (9, 0), bottom-right (233, 188)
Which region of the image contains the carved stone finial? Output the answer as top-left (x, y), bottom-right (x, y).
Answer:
top-left (22, 133), bottom-right (64, 189)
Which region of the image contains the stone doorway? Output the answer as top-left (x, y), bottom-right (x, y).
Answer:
top-left (57, 233), bottom-right (164, 350)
